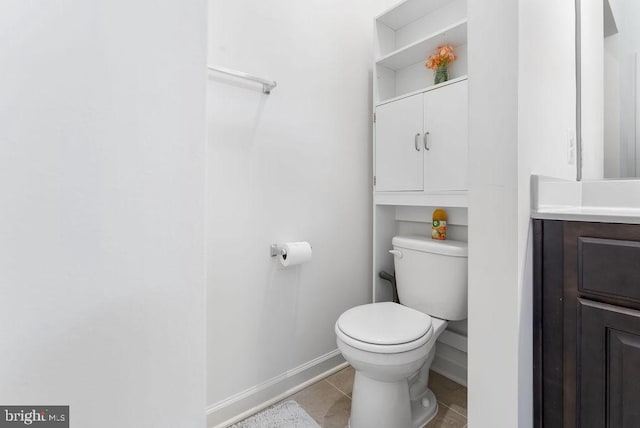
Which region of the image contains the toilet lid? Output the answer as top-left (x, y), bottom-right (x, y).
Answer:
top-left (337, 302), bottom-right (432, 345)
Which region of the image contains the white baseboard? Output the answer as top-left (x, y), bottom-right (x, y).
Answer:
top-left (438, 329), bottom-right (467, 353)
top-left (432, 330), bottom-right (468, 386)
top-left (207, 349), bottom-right (346, 428)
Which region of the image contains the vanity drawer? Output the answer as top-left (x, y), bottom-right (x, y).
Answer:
top-left (578, 237), bottom-right (640, 304)
top-left (564, 222), bottom-right (640, 309)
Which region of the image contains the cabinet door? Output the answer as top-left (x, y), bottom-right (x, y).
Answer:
top-left (374, 93), bottom-right (423, 191)
top-left (423, 80), bottom-right (468, 191)
top-left (579, 298), bottom-right (640, 428)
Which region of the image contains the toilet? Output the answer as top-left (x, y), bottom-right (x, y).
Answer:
top-left (335, 235), bottom-right (468, 428)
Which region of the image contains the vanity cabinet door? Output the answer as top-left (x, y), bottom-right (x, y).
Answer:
top-left (423, 79), bottom-right (468, 191)
top-left (534, 220), bottom-right (640, 428)
top-left (374, 93), bottom-right (424, 192)
top-left (565, 223), bottom-right (640, 428)
top-left (579, 298), bottom-right (640, 428)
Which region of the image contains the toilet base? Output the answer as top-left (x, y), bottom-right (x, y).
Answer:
top-left (410, 389), bottom-right (438, 428)
top-left (347, 389), bottom-right (437, 428)
top-left (349, 370), bottom-right (438, 428)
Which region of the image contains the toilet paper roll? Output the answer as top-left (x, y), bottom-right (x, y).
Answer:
top-left (279, 242), bottom-right (312, 267)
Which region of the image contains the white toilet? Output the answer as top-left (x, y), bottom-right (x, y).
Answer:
top-left (335, 235), bottom-right (468, 428)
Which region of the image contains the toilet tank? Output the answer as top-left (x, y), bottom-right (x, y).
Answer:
top-left (391, 235), bottom-right (468, 321)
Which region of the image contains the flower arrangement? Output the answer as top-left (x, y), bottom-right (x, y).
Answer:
top-left (425, 45), bottom-right (456, 84)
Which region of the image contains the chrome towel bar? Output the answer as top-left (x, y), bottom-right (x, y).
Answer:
top-left (207, 65), bottom-right (277, 94)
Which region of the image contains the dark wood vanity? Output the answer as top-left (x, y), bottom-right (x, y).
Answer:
top-left (534, 220), bottom-right (640, 427)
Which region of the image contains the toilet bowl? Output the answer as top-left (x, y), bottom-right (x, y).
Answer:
top-left (335, 236), bottom-right (468, 428)
top-left (335, 302), bottom-right (448, 428)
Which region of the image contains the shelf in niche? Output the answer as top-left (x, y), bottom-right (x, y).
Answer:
top-left (375, 19), bottom-right (467, 71)
top-left (374, 190), bottom-right (468, 208)
top-left (376, 0), bottom-right (455, 30)
top-left (376, 75), bottom-right (468, 107)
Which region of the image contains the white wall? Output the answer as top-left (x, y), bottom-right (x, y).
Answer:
top-left (0, 2), bottom-right (207, 427)
top-left (206, 0), bottom-right (395, 422)
top-left (467, 0), bottom-right (520, 425)
top-left (468, 0), bottom-right (576, 426)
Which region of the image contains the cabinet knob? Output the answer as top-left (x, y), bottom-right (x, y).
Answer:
top-left (415, 133), bottom-right (421, 151)
top-left (424, 132), bottom-right (430, 151)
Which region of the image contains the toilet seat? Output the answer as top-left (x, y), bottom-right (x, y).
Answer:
top-left (336, 302), bottom-right (433, 353)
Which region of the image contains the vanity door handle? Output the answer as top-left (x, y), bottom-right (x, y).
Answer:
top-left (414, 133), bottom-right (421, 151)
top-left (424, 131), bottom-right (430, 151)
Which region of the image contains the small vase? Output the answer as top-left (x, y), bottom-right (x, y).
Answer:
top-left (434, 64), bottom-right (448, 84)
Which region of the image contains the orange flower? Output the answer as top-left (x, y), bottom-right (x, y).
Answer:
top-left (424, 45), bottom-right (457, 70)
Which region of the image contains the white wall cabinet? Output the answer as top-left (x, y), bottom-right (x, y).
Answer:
top-left (371, 0), bottom-right (470, 386)
top-left (374, 78), bottom-right (468, 193)
top-left (374, 93), bottom-right (424, 192)
top-left (423, 79), bottom-right (468, 191)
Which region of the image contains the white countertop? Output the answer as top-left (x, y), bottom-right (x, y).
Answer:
top-left (531, 175), bottom-right (640, 224)
top-left (532, 206), bottom-right (640, 224)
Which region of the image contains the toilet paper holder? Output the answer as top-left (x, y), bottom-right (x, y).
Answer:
top-left (270, 243), bottom-right (312, 257)
top-left (270, 244), bottom-right (287, 257)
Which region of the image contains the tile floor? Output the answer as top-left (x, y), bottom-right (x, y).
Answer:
top-left (247, 366), bottom-right (468, 428)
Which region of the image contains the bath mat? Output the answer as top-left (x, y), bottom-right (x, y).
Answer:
top-left (230, 400), bottom-right (320, 428)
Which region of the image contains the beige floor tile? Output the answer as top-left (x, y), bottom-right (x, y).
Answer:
top-left (428, 371), bottom-right (467, 417)
top-left (325, 365), bottom-right (355, 397)
top-left (423, 403), bottom-right (467, 428)
top-left (443, 387), bottom-right (467, 417)
top-left (318, 394), bottom-right (351, 428)
top-left (287, 380), bottom-right (350, 427)
top-left (428, 371), bottom-right (462, 395)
